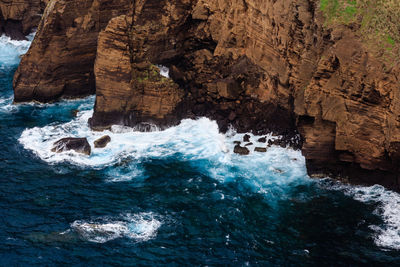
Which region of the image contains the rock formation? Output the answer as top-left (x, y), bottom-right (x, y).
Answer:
top-left (13, 0), bottom-right (400, 190)
top-left (94, 135), bottom-right (111, 148)
top-left (0, 0), bottom-right (47, 40)
top-left (13, 0), bottom-right (132, 102)
top-left (52, 137), bottom-right (91, 155)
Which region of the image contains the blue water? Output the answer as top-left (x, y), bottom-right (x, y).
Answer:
top-left (1, 35), bottom-right (400, 266)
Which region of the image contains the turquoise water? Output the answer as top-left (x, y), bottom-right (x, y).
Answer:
top-left (1, 34), bottom-right (400, 265)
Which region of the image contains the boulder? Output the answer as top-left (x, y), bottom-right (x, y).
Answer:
top-left (234, 145), bottom-right (250, 155)
top-left (258, 137), bottom-right (266, 143)
top-left (243, 134), bottom-right (251, 142)
top-left (94, 135), bottom-right (111, 148)
top-left (255, 147), bottom-right (267, 153)
top-left (51, 138), bottom-right (91, 155)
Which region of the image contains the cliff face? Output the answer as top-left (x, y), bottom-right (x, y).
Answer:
top-left (13, 0), bottom-right (400, 190)
top-left (13, 0), bottom-right (132, 102)
top-left (0, 0), bottom-right (47, 40)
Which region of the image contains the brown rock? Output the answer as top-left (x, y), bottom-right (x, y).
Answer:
top-left (243, 134), bottom-right (251, 142)
top-left (13, 0), bottom-right (132, 102)
top-left (13, 0), bottom-right (400, 190)
top-left (51, 137), bottom-right (91, 155)
top-left (255, 147), bottom-right (267, 153)
top-left (234, 145), bottom-right (250, 155)
top-left (0, 0), bottom-right (46, 40)
top-left (94, 135), bottom-right (111, 148)
top-left (258, 137), bottom-right (266, 143)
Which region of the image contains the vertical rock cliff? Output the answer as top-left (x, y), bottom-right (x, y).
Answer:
top-left (0, 0), bottom-right (47, 40)
top-left (13, 0), bottom-right (400, 190)
top-left (13, 0), bottom-right (132, 102)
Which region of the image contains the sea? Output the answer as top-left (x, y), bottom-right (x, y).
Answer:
top-left (0, 33), bottom-right (400, 265)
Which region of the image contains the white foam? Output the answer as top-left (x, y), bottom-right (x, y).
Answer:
top-left (320, 180), bottom-right (400, 250)
top-left (0, 32), bottom-right (35, 67)
top-left (19, 103), bottom-right (308, 192)
top-left (156, 65), bottom-right (170, 78)
top-left (71, 212), bottom-right (161, 243)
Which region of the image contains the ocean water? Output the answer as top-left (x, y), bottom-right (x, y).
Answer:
top-left (1, 34), bottom-right (400, 266)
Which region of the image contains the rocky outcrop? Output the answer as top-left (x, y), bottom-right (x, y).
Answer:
top-left (0, 0), bottom-right (47, 40)
top-left (51, 137), bottom-right (91, 155)
top-left (13, 0), bottom-right (132, 102)
top-left (13, 0), bottom-right (400, 190)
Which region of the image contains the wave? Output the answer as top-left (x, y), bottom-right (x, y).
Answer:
top-left (71, 212), bottom-right (162, 243)
top-left (17, 98), bottom-right (400, 251)
top-left (0, 32), bottom-right (35, 68)
top-left (18, 99), bottom-right (308, 195)
top-left (319, 179), bottom-right (400, 250)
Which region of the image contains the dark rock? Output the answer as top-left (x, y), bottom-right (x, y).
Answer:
top-left (94, 135), bottom-right (111, 148)
top-left (245, 142), bottom-right (253, 146)
top-left (233, 141), bottom-right (241, 145)
top-left (255, 147), bottom-right (267, 152)
top-left (243, 134), bottom-right (251, 142)
top-left (234, 145), bottom-right (250, 155)
top-left (51, 138), bottom-right (91, 155)
top-left (258, 137), bottom-right (266, 143)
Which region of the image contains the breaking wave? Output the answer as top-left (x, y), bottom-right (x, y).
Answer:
top-left (71, 212), bottom-right (162, 243)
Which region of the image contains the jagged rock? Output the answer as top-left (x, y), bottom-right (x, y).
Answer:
top-left (255, 147), bottom-right (267, 153)
top-left (94, 135), bottom-right (111, 148)
top-left (243, 134), bottom-right (251, 143)
top-left (234, 145), bottom-right (250, 155)
top-left (51, 138), bottom-right (91, 155)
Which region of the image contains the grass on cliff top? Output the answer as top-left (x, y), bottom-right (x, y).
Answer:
top-left (320, 0), bottom-right (400, 67)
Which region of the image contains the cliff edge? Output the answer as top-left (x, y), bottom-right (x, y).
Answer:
top-left (13, 0), bottom-right (400, 190)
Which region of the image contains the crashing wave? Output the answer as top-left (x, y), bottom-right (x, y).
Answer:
top-left (71, 212), bottom-right (162, 243)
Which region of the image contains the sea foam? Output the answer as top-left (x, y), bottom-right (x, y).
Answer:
top-left (320, 180), bottom-right (400, 250)
top-left (71, 212), bottom-right (162, 243)
top-left (0, 32), bottom-right (34, 68)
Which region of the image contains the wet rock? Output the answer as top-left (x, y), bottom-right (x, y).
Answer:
top-left (245, 142), bottom-right (253, 146)
top-left (51, 138), bottom-right (91, 155)
top-left (255, 147), bottom-right (267, 153)
top-left (243, 134), bottom-right (251, 142)
top-left (233, 141), bottom-right (241, 145)
top-left (234, 145), bottom-right (250, 155)
top-left (94, 135), bottom-right (111, 148)
top-left (258, 137), bottom-right (266, 143)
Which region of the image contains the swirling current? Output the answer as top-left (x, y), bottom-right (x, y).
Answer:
top-left (1, 34), bottom-right (400, 265)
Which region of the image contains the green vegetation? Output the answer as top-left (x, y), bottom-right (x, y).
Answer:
top-left (319, 0), bottom-right (400, 65)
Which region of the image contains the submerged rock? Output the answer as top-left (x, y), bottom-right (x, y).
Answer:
top-left (51, 138), bottom-right (91, 155)
top-left (94, 135), bottom-right (111, 148)
top-left (254, 147), bottom-right (267, 153)
top-left (234, 145), bottom-right (250, 155)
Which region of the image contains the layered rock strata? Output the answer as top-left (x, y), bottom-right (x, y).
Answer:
top-left (13, 0), bottom-right (400, 190)
top-left (0, 0), bottom-right (47, 40)
top-left (13, 0), bottom-right (132, 102)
